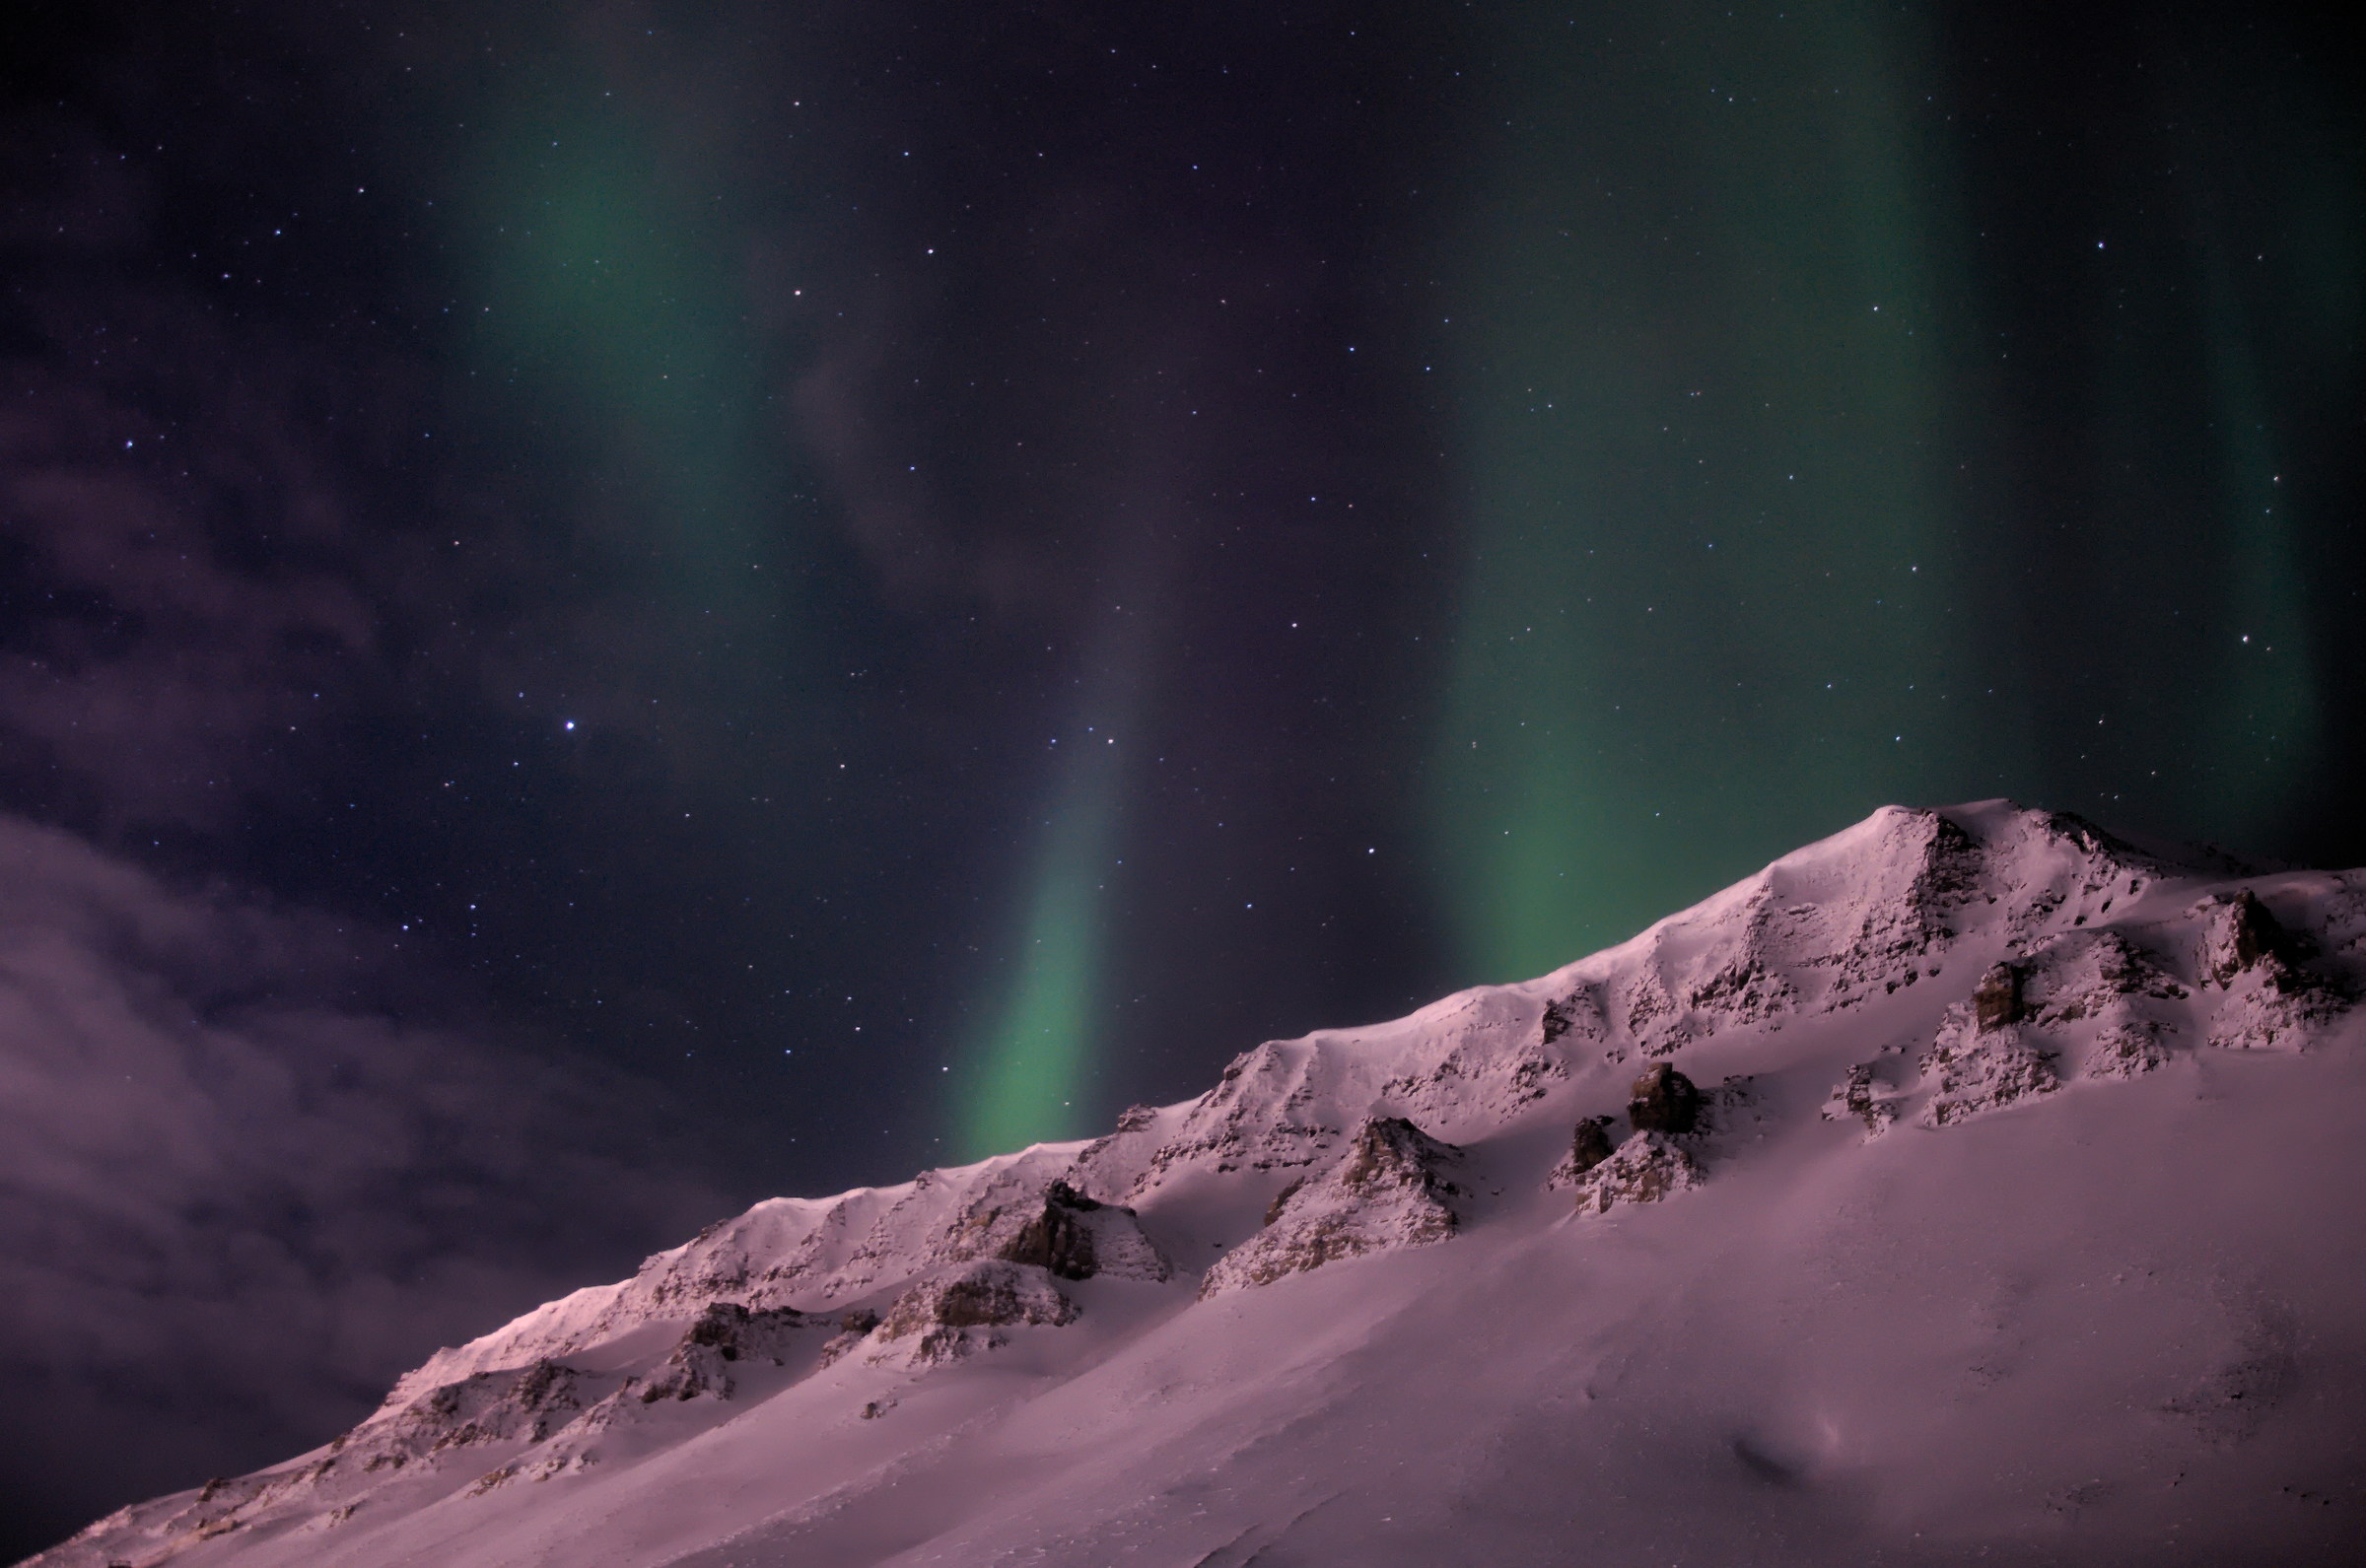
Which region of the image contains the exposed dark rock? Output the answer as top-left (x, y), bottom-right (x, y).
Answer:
top-left (1337, 1115), bottom-right (1458, 1197)
top-left (837, 1308), bottom-right (880, 1334)
top-left (685, 1301), bottom-right (803, 1360)
top-left (638, 1304), bottom-right (810, 1402)
top-left (1627, 1063), bottom-right (1702, 1135)
top-left (872, 1261), bottom-right (1079, 1367)
top-left (1541, 991), bottom-right (1597, 1044)
top-left (1566, 1117), bottom-right (1616, 1175)
top-left (998, 1180), bottom-right (1109, 1279)
top-left (878, 1261), bottom-right (1078, 1340)
top-left (1973, 962), bottom-right (2021, 1031)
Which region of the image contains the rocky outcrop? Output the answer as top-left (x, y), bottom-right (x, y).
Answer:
top-left (1972, 963), bottom-right (2021, 1031)
top-left (995, 1180), bottom-right (1171, 1281)
top-left (2189, 890), bottom-right (2344, 1052)
top-left (1568, 1116), bottom-right (1615, 1174)
top-left (1541, 987), bottom-right (1606, 1046)
top-left (1568, 1131), bottom-right (1702, 1214)
top-left (636, 1302), bottom-right (811, 1402)
top-left (352, 1355), bottom-right (609, 1470)
top-left (1918, 1005), bottom-right (2058, 1126)
top-left (1627, 1063), bottom-right (1703, 1134)
top-left (1199, 1116), bottom-right (1462, 1298)
top-left (816, 1308), bottom-right (882, 1368)
top-left (1545, 1116), bottom-right (1624, 1188)
top-left (1822, 1061), bottom-right (1901, 1136)
top-left (2011, 929), bottom-right (2188, 1078)
top-left (2198, 890), bottom-right (2295, 989)
top-left (869, 1261), bottom-right (1079, 1368)
top-left (996, 1182), bottom-right (1102, 1278)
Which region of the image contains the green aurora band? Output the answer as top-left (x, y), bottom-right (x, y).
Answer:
top-left (465, 93), bottom-right (780, 630)
top-left (1436, 5), bottom-right (1975, 983)
top-left (1431, 2), bottom-right (2348, 985)
top-left (957, 733), bottom-right (1123, 1162)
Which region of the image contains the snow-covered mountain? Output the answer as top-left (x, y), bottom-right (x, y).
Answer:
top-left (31, 801), bottom-right (2366, 1566)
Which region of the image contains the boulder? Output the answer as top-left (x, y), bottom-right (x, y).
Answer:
top-left (1627, 1063), bottom-right (1702, 1135)
top-left (1566, 1117), bottom-right (1616, 1175)
top-left (1973, 962), bottom-right (2022, 1031)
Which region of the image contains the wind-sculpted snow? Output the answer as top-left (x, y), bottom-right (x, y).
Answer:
top-left (30, 800), bottom-right (2366, 1568)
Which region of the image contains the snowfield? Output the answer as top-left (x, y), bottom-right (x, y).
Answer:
top-left (30, 801), bottom-right (2366, 1566)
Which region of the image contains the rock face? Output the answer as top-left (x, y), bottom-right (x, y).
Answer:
top-left (1199, 1116), bottom-right (1462, 1298)
top-left (1566, 1116), bottom-right (1615, 1174)
top-left (995, 1180), bottom-right (1170, 1282)
top-left (34, 799), bottom-right (2366, 1568)
top-left (869, 1260), bottom-right (1079, 1368)
top-left (1627, 1062), bottom-right (1703, 1133)
top-left (2199, 889), bottom-right (2293, 988)
top-left (1918, 1004), bottom-right (2058, 1126)
top-left (636, 1302), bottom-right (810, 1402)
top-left (996, 1181), bottom-right (1103, 1278)
top-left (1972, 962), bottom-right (2022, 1030)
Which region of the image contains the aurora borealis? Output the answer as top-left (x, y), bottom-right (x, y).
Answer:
top-left (1, 0), bottom-right (2359, 1550)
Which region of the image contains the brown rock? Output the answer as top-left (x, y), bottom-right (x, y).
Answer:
top-left (1628, 1063), bottom-right (1702, 1134)
top-left (1973, 962), bottom-right (2021, 1031)
top-left (996, 1180), bottom-right (1104, 1280)
top-left (1566, 1117), bottom-right (1615, 1175)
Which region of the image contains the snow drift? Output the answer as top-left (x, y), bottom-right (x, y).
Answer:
top-left (28, 801), bottom-right (2366, 1566)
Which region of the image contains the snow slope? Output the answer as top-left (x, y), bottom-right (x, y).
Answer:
top-left (30, 801), bottom-right (2366, 1566)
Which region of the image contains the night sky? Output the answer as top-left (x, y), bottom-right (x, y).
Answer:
top-left (2, 0), bottom-right (2359, 1553)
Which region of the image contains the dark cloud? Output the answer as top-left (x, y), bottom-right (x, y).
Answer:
top-left (0, 814), bottom-right (726, 1555)
top-left (0, 317), bottom-right (383, 833)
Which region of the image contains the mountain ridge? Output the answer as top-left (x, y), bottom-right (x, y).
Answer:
top-left (31, 799), bottom-right (2366, 1567)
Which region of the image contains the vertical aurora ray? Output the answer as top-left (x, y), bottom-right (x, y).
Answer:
top-left (2194, 234), bottom-right (2320, 839)
top-left (954, 548), bottom-right (1159, 1160)
top-left (957, 746), bottom-right (1123, 1160)
top-left (1434, 3), bottom-right (1980, 982)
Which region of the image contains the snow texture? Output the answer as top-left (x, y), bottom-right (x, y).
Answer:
top-left (27, 800), bottom-right (2366, 1568)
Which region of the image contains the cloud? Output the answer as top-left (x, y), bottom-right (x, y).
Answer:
top-left (0, 814), bottom-right (727, 1556)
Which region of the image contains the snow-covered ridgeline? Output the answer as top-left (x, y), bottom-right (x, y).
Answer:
top-left (383, 799), bottom-right (2361, 1403)
top-left (30, 799), bottom-right (2366, 1568)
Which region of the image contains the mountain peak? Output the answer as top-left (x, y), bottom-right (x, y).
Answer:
top-left (34, 802), bottom-right (2366, 1568)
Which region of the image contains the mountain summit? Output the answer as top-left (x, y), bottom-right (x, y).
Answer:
top-left (32, 802), bottom-right (2366, 1566)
